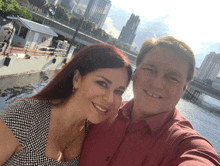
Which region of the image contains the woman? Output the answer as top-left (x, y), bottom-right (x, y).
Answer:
top-left (0, 43), bottom-right (132, 165)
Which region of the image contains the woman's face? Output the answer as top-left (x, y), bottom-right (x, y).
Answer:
top-left (73, 67), bottom-right (129, 124)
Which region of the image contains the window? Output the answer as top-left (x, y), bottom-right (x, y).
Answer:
top-left (19, 26), bottom-right (28, 39)
top-left (14, 23), bottom-right (20, 35)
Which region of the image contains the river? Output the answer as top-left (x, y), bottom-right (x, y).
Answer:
top-left (0, 69), bottom-right (220, 156)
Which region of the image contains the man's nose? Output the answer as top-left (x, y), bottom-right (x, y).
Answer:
top-left (150, 75), bottom-right (164, 89)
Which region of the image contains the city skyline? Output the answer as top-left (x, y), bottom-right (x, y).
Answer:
top-left (102, 0), bottom-right (220, 70)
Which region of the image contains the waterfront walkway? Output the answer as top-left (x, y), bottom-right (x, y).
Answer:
top-left (0, 45), bottom-right (66, 57)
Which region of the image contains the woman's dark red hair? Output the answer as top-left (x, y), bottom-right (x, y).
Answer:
top-left (30, 43), bottom-right (132, 103)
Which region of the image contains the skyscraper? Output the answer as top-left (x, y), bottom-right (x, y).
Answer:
top-left (61, 0), bottom-right (78, 13)
top-left (85, 0), bottom-right (111, 27)
top-left (118, 14), bottom-right (140, 45)
top-left (73, 0), bottom-right (110, 27)
top-left (197, 52), bottom-right (220, 81)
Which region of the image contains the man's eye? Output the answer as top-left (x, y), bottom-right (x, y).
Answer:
top-left (97, 81), bottom-right (107, 88)
top-left (169, 76), bottom-right (178, 82)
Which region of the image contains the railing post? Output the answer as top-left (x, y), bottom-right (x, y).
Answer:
top-left (34, 46), bottom-right (38, 56)
top-left (25, 44), bottom-right (29, 55)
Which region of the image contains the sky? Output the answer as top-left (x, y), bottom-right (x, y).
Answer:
top-left (103, 0), bottom-right (220, 68)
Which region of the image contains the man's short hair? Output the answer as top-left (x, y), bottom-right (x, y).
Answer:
top-left (136, 36), bottom-right (195, 81)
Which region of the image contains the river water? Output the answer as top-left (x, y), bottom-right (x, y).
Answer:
top-left (0, 67), bottom-right (220, 156)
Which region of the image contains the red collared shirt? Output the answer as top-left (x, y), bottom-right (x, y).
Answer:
top-left (80, 100), bottom-right (220, 166)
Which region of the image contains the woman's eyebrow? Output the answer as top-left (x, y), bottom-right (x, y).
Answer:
top-left (97, 75), bottom-right (126, 89)
top-left (97, 75), bottom-right (112, 84)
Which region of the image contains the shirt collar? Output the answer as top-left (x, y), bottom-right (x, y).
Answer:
top-left (119, 99), bottom-right (176, 134)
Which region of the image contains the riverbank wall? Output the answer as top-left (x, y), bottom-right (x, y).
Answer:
top-left (0, 54), bottom-right (66, 76)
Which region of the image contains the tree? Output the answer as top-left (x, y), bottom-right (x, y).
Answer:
top-left (69, 15), bottom-right (79, 25)
top-left (15, 6), bottom-right (32, 20)
top-left (54, 5), bottom-right (69, 22)
top-left (28, 0), bottom-right (49, 10)
top-left (0, 0), bottom-right (18, 18)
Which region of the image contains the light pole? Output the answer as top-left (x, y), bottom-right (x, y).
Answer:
top-left (65, 16), bottom-right (84, 57)
top-left (65, 0), bottom-right (95, 57)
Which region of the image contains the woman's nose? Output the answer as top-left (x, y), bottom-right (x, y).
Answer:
top-left (103, 91), bottom-right (114, 104)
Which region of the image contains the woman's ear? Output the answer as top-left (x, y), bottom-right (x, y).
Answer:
top-left (73, 69), bottom-right (82, 89)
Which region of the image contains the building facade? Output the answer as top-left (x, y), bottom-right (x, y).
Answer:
top-left (72, 0), bottom-right (111, 27)
top-left (7, 16), bottom-right (57, 49)
top-left (197, 52), bottom-right (220, 82)
top-left (60, 0), bottom-right (78, 13)
top-left (49, 0), bottom-right (62, 5)
top-left (85, 0), bottom-right (111, 27)
top-left (118, 14), bottom-right (140, 45)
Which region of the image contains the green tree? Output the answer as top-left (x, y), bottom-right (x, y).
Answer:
top-left (29, 0), bottom-right (49, 9)
top-left (0, 0), bottom-right (18, 18)
top-left (54, 5), bottom-right (69, 22)
top-left (32, 17), bottom-right (42, 24)
top-left (69, 15), bottom-right (79, 25)
top-left (15, 6), bottom-right (32, 20)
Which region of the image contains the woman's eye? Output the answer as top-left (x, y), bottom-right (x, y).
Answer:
top-left (114, 90), bottom-right (124, 96)
top-left (97, 81), bottom-right (107, 88)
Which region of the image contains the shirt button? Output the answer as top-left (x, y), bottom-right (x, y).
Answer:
top-left (105, 157), bottom-right (110, 161)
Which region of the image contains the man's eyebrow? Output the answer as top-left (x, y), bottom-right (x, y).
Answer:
top-left (141, 63), bottom-right (156, 68)
top-left (167, 70), bottom-right (182, 78)
top-left (97, 75), bottom-right (126, 89)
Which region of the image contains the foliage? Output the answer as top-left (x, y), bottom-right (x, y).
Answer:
top-left (54, 5), bottom-right (69, 22)
top-left (69, 15), bottom-right (79, 25)
top-left (82, 19), bottom-right (96, 32)
top-left (28, 0), bottom-right (49, 9)
top-left (0, 0), bottom-right (33, 20)
top-left (15, 6), bottom-right (32, 20)
top-left (32, 17), bottom-right (42, 24)
top-left (0, 0), bottom-right (18, 18)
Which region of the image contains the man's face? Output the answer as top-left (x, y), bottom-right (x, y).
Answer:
top-left (132, 46), bottom-right (189, 119)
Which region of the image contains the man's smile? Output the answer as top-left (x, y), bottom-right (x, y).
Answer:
top-left (143, 89), bottom-right (162, 99)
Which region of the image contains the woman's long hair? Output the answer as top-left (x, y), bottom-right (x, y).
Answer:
top-left (30, 43), bottom-right (132, 104)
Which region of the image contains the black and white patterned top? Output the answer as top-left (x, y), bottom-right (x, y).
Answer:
top-left (0, 99), bottom-right (90, 166)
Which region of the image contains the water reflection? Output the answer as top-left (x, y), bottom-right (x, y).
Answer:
top-left (0, 70), bottom-right (56, 111)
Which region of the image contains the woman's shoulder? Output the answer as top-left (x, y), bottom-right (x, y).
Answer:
top-left (1, 99), bottom-right (48, 116)
top-left (0, 99), bottom-right (50, 147)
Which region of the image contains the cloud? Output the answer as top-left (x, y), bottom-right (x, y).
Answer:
top-left (134, 16), bottom-right (171, 50)
top-left (103, 17), bottom-right (121, 39)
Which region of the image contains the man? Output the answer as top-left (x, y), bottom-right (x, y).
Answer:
top-left (79, 36), bottom-right (220, 165)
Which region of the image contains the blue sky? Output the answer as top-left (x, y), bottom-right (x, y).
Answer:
top-left (103, 0), bottom-right (220, 68)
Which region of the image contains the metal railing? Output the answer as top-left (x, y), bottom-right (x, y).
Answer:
top-left (1, 44), bottom-right (67, 57)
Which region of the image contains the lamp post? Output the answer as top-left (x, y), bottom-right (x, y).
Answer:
top-left (65, 0), bottom-right (95, 57)
top-left (65, 16), bottom-right (84, 57)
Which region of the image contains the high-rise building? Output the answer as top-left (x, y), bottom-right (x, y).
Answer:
top-left (49, 0), bottom-right (62, 5)
top-left (72, 0), bottom-right (90, 16)
top-left (197, 52), bottom-right (220, 81)
top-left (118, 14), bottom-right (140, 45)
top-left (85, 0), bottom-right (111, 27)
top-left (61, 0), bottom-right (78, 13)
top-left (73, 0), bottom-right (111, 27)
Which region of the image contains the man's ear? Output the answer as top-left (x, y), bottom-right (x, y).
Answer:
top-left (73, 69), bottom-right (82, 89)
top-left (182, 81), bottom-right (189, 96)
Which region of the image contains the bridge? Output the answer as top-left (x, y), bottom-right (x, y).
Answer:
top-left (187, 79), bottom-right (220, 100)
